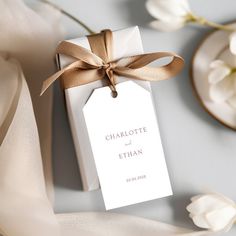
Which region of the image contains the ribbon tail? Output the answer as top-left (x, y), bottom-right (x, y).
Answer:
top-left (40, 69), bottom-right (65, 96)
top-left (114, 52), bottom-right (184, 82)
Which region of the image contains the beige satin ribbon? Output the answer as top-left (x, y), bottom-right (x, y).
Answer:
top-left (40, 30), bottom-right (184, 95)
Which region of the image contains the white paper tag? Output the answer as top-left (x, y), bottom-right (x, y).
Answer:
top-left (83, 81), bottom-right (172, 210)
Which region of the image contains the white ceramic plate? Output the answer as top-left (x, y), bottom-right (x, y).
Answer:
top-left (191, 23), bottom-right (236, 130)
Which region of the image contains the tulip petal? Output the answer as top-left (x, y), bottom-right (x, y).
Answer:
top-left (150, 19), bottom-right (185, 32)
top-left (146, 0), bottom-right (190, 21)
top-left (209, 76), bottom-right (235, 102)
top-left (227, 94), bottom-right (236, 109)
top-left (208, 65), bottom-right (231, 84)
top-left (191, 214), bottom-right (210, 229)
top-left (206, 206), bottom-right (236, 232)
top-left (209, 60), bottom-right (226, 69)
top-left (229, 31), bottom-right (236, 55)
top-left (190, 195), bottom-right (205, 202)
top-left (187, 194), bottom-right (229, 216)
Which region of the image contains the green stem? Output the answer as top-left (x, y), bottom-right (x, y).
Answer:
top-left (202, 20), bottom-right (234, 31)
top-left (187, 13), bottom-right (235, 32)
top-left (40, 0), bottom-right (95, 34)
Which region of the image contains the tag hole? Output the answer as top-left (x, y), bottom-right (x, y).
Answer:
top-left (111, 91), bottom-right (118, 98)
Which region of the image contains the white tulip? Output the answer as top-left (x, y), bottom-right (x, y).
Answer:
top-left (146, 0), bottom-right (192, 31)
top-left (208, 60), bottom-right (236, 107)
top-left (187, 193), bottom-right (236, 232)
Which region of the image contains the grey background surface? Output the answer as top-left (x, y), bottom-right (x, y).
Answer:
top-left (51, 0), bottom-right (236, 234)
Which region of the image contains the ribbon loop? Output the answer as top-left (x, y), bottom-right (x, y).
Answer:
top-left (40, 30), bottom-right (184, 95)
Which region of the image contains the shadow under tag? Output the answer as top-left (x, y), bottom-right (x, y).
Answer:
top-left (83, 81), bottom-right (172, 210)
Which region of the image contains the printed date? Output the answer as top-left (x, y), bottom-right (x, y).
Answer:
top-left (126, 175), bottom-right (146, 183)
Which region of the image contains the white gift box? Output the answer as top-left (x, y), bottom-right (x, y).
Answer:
top-left (58, 26), bottom-right (153, 191)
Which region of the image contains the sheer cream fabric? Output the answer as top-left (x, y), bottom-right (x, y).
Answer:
top-left (0, 0), bottom-right (63, 202)
top-left (0, 55), bottom-right (60, 236)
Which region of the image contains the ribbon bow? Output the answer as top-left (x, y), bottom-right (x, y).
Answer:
top-left (41, 30), bottom-right (184, 95)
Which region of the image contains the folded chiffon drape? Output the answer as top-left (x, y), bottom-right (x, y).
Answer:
top-left (0, 0), bottom-right (63, 202)
top-left (0, 1), bottom-right (213, 236)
